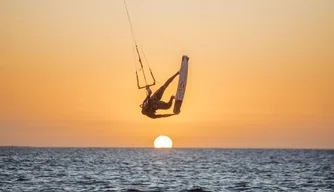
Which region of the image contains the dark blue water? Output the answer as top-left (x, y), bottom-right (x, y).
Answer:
top-left (0, 148), bottom-right (333, 192)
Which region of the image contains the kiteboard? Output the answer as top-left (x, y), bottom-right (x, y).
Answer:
top-left (173, 55), bottom-right (189, 114)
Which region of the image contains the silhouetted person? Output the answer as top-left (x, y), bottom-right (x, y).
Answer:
top-left (140, 71), bottom-right (179, 119)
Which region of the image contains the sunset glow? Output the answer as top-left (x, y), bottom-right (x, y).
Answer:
top-left (1, 0), bottom-right (333, 149)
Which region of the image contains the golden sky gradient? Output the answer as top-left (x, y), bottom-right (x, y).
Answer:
top-left (1, 0), bottom-right (334, 148)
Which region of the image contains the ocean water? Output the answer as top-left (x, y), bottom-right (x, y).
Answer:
top-left (0, 148), bottom-right (333, 192)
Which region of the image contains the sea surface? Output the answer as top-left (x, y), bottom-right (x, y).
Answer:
top-left (0, 147), bottom-right (333, 192)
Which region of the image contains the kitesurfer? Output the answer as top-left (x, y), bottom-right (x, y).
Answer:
top-left (140, 71), bottom-right (179, 119)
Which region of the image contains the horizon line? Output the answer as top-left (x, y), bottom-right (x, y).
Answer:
top-left (0, 146), bottom-right (333, 150)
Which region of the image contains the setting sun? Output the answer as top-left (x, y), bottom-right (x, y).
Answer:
top-left (154, 136), bottom-right (173, 148)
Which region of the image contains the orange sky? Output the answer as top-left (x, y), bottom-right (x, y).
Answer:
top-left (1, 0), bottom-right (334, 148)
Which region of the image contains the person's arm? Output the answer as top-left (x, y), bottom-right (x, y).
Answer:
top-left (148, 113), bottom-right (176, 119)
top-left (142, 86), bottom-right (152, 103)
top-left (146, 86), bottom-right (152, 96)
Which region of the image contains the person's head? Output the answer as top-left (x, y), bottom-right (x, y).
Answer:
top-left (141, 104), bottom-right (149, 115)
top-left (141, 102), bottom-right (155, 115)
top-left (140, 102), bottom-right (147, 113)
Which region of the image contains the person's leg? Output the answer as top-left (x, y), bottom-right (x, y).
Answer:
top-left (151, 71), bottom-right (179, 101)
top-left (156, 96), bottom-right (174, 110)
top-left (162, 71), bottom-right (179, 89)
